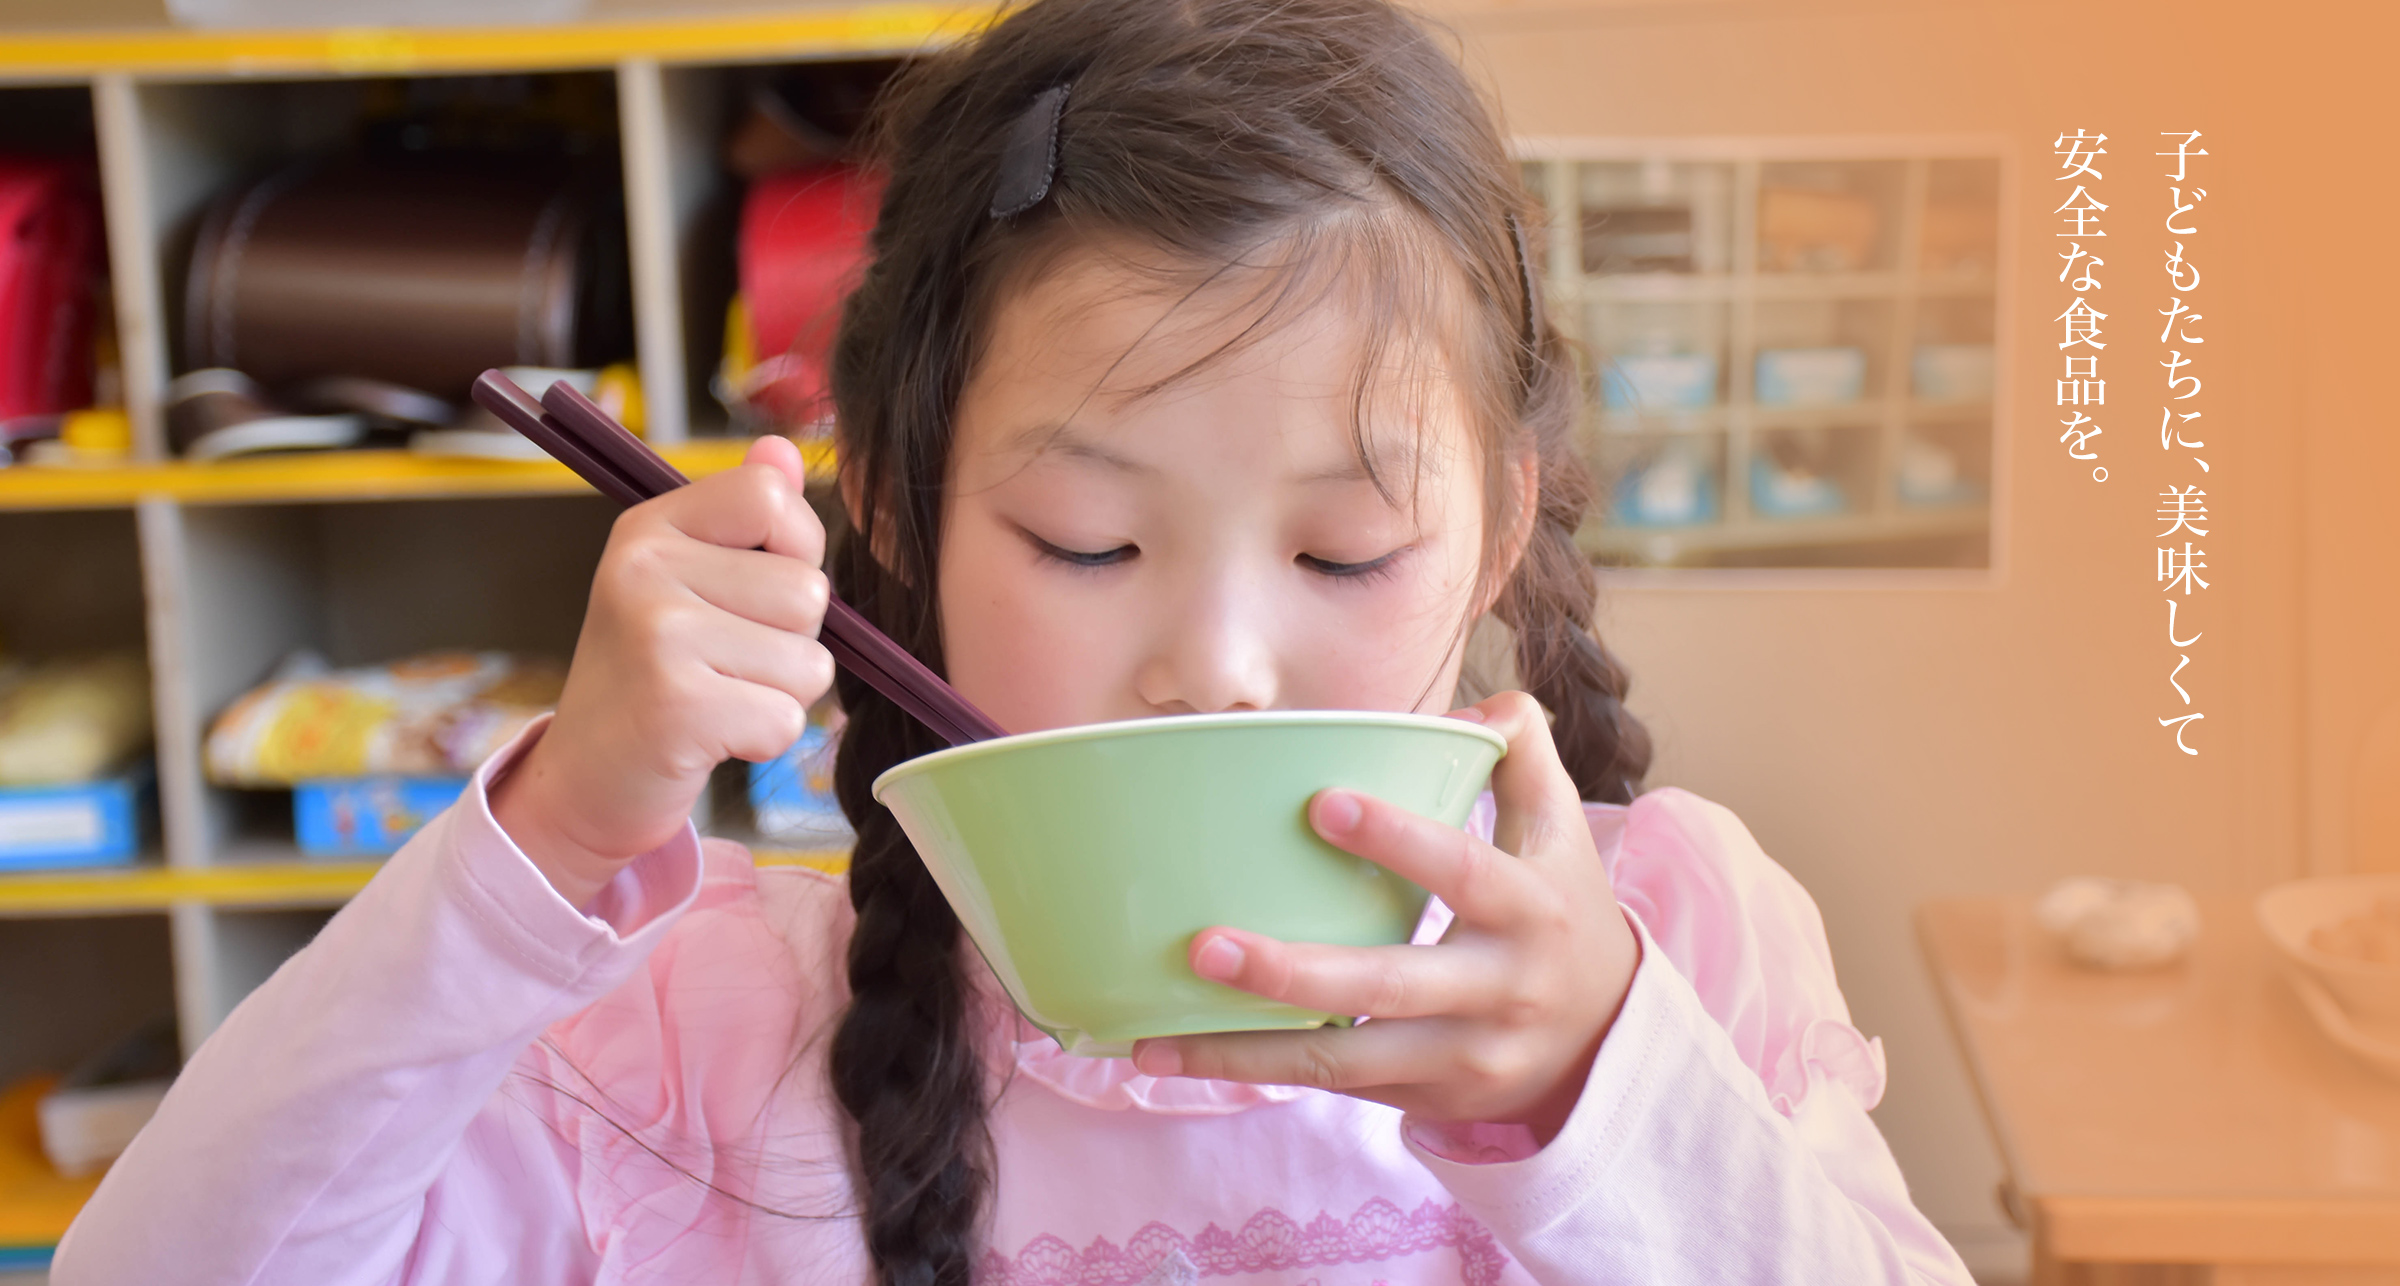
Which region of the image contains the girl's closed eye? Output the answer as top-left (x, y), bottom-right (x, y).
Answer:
top-left (1022, 526), bottom-right (1139, 570)
top-left (1298, 545), bottom-right (1410, 584)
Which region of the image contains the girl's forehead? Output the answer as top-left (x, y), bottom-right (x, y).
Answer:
top-left (962, 239), bottom-right (1476, 477)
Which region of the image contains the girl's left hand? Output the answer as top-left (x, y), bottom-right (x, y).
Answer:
top-left (1129, 691), bottom-right (1642, 1141)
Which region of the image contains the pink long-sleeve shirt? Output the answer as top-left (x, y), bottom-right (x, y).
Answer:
top-left (55, 723), bottom-right (1971, 1285)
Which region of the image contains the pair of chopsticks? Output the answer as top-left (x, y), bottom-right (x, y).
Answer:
top-left (469, 369), bottom-right (1006, 748)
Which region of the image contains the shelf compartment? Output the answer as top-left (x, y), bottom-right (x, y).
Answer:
top-left (1574, 160), bottom-right (1736, 275)
top-left (628, 59), bottom-right (902, 441)
top-left (97, 70), bottom-right (638, 459)
top-left (1756, 159), bottom-right (1907, 274)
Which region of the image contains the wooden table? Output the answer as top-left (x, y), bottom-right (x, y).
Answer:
top-left (1917, 898), bottom-right (2400, 1286)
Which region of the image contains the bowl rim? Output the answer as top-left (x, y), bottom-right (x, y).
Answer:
top-left (2255, 874), bottom-right (2400, 977)
top-left (871, 708), bottom-right (1509, 801)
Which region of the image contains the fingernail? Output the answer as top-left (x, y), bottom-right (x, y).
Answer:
top-left (1194, 935), bottom-right (1246, 980)
top-left (1314, 790), bottom-right (1363, 836)
top-left (1135, 1042), bottom-right (1182, 1077)
top-left (1450, 706), bottom-right (1488, 724)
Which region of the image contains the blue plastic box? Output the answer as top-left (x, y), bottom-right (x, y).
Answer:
top-left (748, 725), bottom-right (853, 847)
top-left (293, 776), bottom-right (468, 858)
top-left (0, 766), bottom-right (151, 870)
top-left (1755, 347), bottom-right (1867, 406)
top-left (1600, 353), bottom-right (1717, 411)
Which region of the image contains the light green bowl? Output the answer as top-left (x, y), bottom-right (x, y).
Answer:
top-left (872, 711), bottom-right (1506, 1056)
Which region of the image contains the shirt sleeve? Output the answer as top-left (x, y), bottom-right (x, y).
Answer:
top-left (1401, 789), bottom-right (1973, 1286)
top-left (50, 716), bottom-right (707, 1286)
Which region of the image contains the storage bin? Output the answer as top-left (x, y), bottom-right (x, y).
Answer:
top-left (1911, 343), bottom-right (1995, 402)
top-left (1755, 347), bottom-right (1866, 406)
top-left (1610, 441), bottom-right (1719, 527)
top-left (0, 765), bottom-right (149, 871)
top-left (749, 725), bottom-right (853, 847)
top-left (1600, 352), bottom-right (1717, 411)
top-left (1749, 454), bottom-right (1848, 519)
top-left (293, 776), bottom-right (468, 858)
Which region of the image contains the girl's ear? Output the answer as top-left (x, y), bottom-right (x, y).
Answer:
top-left (837, 457), bottom-right (869, 537)
top-left (836, 456), bottom-right (912, 582)
top-left (1477, 448), bottom-right (1542, 616)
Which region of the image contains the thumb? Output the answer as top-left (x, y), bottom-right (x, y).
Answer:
top-left (1460, 691), bottom-right (1583, 858)
top-left (743, 433), bottom-right (810, 491)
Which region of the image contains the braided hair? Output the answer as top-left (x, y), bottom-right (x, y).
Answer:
top-left (824, 4), bottom-right (1654, 1285)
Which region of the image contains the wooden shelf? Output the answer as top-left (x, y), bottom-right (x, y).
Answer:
top-left (1587, 505), bottom-right (1988, 563)
top-left (0, 846), bottom-right (848, 917)
top-left (0, 437), bottom-right (832, 511)
top-left (0, 4), bottom-right (992, 80)
top-left (1585, 273), bottom-right (1742, 302)
top-left (1586, 270), bottom-right (1979, 302)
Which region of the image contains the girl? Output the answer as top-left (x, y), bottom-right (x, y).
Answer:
top-left (57, 1), bottom-right (1971, 1282)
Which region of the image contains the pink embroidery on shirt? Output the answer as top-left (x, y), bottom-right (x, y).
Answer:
top-left (979, 1197), bottom-right (1508, 1286)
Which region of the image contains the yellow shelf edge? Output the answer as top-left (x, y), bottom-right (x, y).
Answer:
top-left (0, 847), bottom-right (850, 915)
top-left (0, 862), bottom-right (387, 914)
top-left (751, 849), bottom-right (850, 875)
top-left (0, 437), bottom-right (833, 510)
top-left (0, 5), bottom-right (994, 79)
top-left (0, 1075), bottom-right (99, 1251)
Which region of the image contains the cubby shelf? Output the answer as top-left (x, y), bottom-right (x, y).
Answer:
top-left (1520, 143), bottom-right (2009, 570)
top-left (0, 22), bottom-right (921, 1103)
top-left (0, 438), bottom-right (833, 512)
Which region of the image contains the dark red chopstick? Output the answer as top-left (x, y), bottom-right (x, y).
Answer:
top-left (471, 369), bottom-right (1006, 747)
top-left (540, 381), bottom-right (688, 497)
top-left (477, 377), bottom-right (647, 508)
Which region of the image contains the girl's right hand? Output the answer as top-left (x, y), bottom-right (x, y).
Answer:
top-left (491, 435), bottom-right (834, 908)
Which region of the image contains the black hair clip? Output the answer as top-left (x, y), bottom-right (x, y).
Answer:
top-left (990, 83), bottom-right (1071, 219)
top-left (1506, 212), bottom-right (1542, 379)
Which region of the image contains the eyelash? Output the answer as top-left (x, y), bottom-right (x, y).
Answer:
top-left (1025, 531), bottom-right (1405, 584)
top-left (1298, 549), bottom-right (1405, 584)
top-left (1026, 532), bottom-right (1138, 570)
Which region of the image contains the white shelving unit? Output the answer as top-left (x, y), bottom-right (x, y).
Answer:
top-left (1518, 138), bottom-right (2011, 570)
top-left (0, 24), bottom-right (910, 1103)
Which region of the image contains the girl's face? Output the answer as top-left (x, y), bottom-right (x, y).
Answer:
top-left (939, 243), bottom-right (1510, 735)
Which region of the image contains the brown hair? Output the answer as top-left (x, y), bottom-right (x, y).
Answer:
top-left (824, 2), bottom-right (1652, 1283)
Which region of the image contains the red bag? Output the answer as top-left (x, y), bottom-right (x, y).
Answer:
top-left (0, 158), bottom-right (103, 421)
top-left (736, 164), bottom-right (884, 432)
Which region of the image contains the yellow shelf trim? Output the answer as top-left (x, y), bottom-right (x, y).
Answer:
top-left (0, 849), bottom-right (847, 916)
top-left (0, 862), bottom-right (387, 914)
top-left (0, 5), bottom-right (995, 79)
top-left (0, 1076), bottom-right (96, 1251)
top-left (0, 437), bottom-right (833, 510)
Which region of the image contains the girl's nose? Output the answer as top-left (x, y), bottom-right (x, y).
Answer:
top-left (1133, 571), bottom-right (1279, 715)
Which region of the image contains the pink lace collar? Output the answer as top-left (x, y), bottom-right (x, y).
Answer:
top-left (964, 955), bottom-right (1308, 1115)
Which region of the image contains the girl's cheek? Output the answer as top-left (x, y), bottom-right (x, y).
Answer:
top-left (1283, 568), bottom-right (1475, 712)
top-left (939, 531), bottom-right (1139, 733)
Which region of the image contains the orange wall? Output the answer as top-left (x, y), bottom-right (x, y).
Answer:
top-left (1435, 0), bottom-right (2396, 1258)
